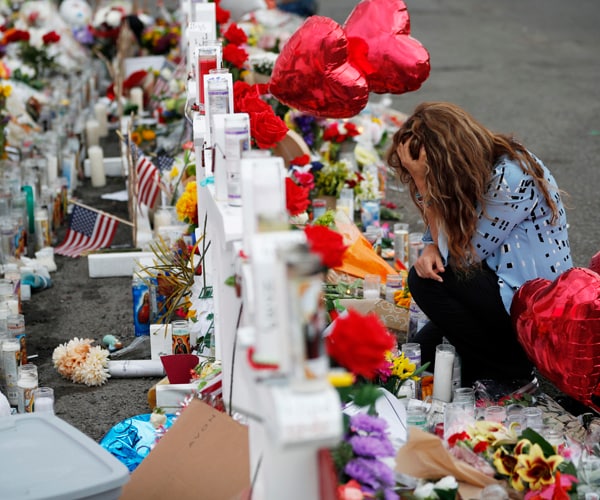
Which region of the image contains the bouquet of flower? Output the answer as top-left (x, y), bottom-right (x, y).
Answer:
top-left (375, 350), bottom-right (430, 398)
top-left (52, 337), bottom-right (110, 387)
top-left (446, 422), bottom-right (578, 497)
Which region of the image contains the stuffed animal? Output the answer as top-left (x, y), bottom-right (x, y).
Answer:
top-left (59, 0), bottom-right (92, 28)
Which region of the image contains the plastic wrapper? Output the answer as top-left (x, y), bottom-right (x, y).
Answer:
top-left (332, 210), bottom-right (396, 281)
top-left (100, 413), bottom-right (175, 472)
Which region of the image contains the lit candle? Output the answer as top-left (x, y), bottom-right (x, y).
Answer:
top-left (130, 87), bottom-right (144, 114)
top-left (94, 102), bottom-right (109, 137)
top-left (88, 145), bottom-right (106, 188)
top-left (433, 343), bottom-right (455, 403)
top-left (85, 119), bottom-right (100, 147)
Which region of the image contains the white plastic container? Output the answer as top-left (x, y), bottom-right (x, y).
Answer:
top-left (0, 413), bottom-right (129, 499)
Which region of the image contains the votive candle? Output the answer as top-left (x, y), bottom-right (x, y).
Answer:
top-left (88, 145), bottom-right (106, 188)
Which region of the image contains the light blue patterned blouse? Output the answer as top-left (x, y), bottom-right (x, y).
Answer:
top-left (425, 155), bottom-right (573, 313)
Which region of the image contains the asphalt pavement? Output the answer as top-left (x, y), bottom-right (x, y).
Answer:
top-left (22, 0), bottom-right (600, 443)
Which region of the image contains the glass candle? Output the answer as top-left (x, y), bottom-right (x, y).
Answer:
top-left (432, 344), bottom-right (455, 403)
top-left (33, 387), bottom-right (55, 414)
top-left (484, 405), bottom-right (507, 423)
top-left (362, 274), bottom-right (381, 300)
top-left (196, 41), bottom-right (222, 111)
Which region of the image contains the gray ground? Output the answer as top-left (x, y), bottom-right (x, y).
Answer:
top-left (24, 0), bottom-right (600, 443)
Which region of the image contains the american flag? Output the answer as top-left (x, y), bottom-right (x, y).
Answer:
top-left (54, 205), bottom-right (119, 257)
top-left (154, 154), bottom-right (175, 172)
top-left (136, 155), bottom-right (160, 208)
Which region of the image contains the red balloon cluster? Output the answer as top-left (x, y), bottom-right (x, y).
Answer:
top-left (511, 267), bottom-right (600, 411)
top-left (269, 0), bottom-right (430, 118)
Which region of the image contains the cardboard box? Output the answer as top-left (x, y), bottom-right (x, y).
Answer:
top-left (338, 298), bottom-right (409, 333)
top-left (120, 398), bottom-right (250, 500)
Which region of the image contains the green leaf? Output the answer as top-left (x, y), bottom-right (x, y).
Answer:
top-left (224, 275), bottom-right (236, 287)
top-left (520, 428), bottom-right (556, 457)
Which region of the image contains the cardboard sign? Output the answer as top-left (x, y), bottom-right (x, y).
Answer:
top-left (120, 399), bottom-right (250, 500)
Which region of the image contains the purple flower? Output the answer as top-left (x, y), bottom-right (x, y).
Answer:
top-left (349, 413), bottom-right (389, 435)
top-left (344, 457), bottom-right (396, 491)
top-left (348, 435), bottom-right (395, 458)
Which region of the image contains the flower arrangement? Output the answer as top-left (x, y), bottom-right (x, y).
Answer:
top-left (446, 422), bottom-right (578, 497)
top-left (175, 180), bottom-right (198, 235)
top-left (232, 81), bottom-right (289, 149)
top-left (332, 413), bottom-right (399, 500)
top-left (137, 231), bottom-right (209, 325)
top-left (140, 19), bottom-right (181, 56)
top-left (2, 28), bottom-right (61, 87)
top-left (131, 122), bottom-right (157, 153)
top-left (52, 337), bottom-right (110, 387)
top-left (375, 350), bottom-right (430, 398)
top-left (0, 80), bottom-right (11, 159)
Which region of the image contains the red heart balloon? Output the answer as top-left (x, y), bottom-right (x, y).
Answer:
top-left (344, 0), bottom-right (430, 94)
top-left (590, 250), bottom-right (600, 275)
top-left (269, 16), bottom-right (370, 118)
top-left (511, 268), bottom-right (600, 410)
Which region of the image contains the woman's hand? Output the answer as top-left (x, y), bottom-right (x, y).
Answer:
top-left (414, 244), bottom-right (445, 282)
top-left (397, 140), bottom-right (427, 189)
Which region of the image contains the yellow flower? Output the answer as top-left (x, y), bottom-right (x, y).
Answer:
top-left (0, 83), bottom-right (12, 98)
top-left (515, 443), bottom-right (563, 491)
top-left (388, 351), bottom-right (416, 380)
top-left (493, 447), bottom-right (526, 491)
top-left (328, 369), bottom-right (355, 387)
top-left (170, 166), bottom-right (179, 179)
top-left (176, 181), bottom-right (198, 224)
top-left (131, 131), bottom-right (142, 145)
top-left (141, 128), bottom-right (156, 141)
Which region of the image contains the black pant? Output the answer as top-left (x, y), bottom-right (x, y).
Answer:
top-left (407, 262), bottom-right (533, 386)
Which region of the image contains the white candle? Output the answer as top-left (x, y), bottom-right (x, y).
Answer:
top-left (94, 102), bottom-right (109, 137)
top-left (33, 397), bottom-right (54, 414)
top-left (85, 119), bottom-right (100, 147)
top-left (130, 87), bottom-right (144, 114)
top-left (433, 344), bottom-right (455, 403)
top-left (46, 154), bottom-right (58, 185)
top-left (88, 145), bottom-right (106, 188)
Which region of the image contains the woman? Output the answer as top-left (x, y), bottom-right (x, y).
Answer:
top-left (386, 102), bottom-right (572, 387)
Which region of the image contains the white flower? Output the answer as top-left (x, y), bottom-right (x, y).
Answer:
top-left (434, 475), bottom-right (458, 491)
top-left (412, 481), bottom-right (438, 499)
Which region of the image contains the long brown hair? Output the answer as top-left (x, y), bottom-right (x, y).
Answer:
top-left (386, 102), bottom-right (560, 270)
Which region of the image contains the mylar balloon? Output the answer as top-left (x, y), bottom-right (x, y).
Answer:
top-left (269, 16), bottom-right (370, 119)
top-left (590, 250), bottom-right (600, 275)
top-left (344, 0), bottom-right (431, 94)
top-left (511, 267), bottom-right (600, 409)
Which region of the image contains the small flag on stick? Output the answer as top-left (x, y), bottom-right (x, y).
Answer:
top-left (54, 204), bottom-right (119, 257)
top-left (136, 155), bottom-right (160, 208)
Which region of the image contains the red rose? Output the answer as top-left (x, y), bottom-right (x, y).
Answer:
top-left (285, 177), bottom-right (310, 216)
top-left (322, 123), bottom-right (339, 142)
top-left (223, 23), bottom-right (247, 46)
top-left (344, 122), bottom-right (360, 137)
top-left (326, 309), bottom-right (396, 380)
top-left (223, 43), bottom-right (248, 69)
top-left (42, 31), bottom-right (61, 44)
top-left (293, 170), bottom-right (314, 190)
top-left (3, 29), bottom-right (30, 44)
top-left (290, 154), bottom-right (311, 166)
top-left (216, 4), bottom-right (231, 25)
top-left (250, 109), bottom-right (288, 149)
top-left (304, 224), bottom-right (347, 268)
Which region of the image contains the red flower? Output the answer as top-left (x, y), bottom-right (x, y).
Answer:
top-left (285, 178), bottom-right (310, 216)
top-left (473, 441), bottom-right (489, 453)
top-left (42, 31), bottom-right (61, 44)
top-left (326, 309), bottom-right (396, 380)
top-left (304, 225), bottom-right (347, 269)
top-left (250, 109), bottom-right (288, 149)
top-left (322, 122), bottom-right (339, 142)
top-left (344, 122), bottom-right (360, 137)
top-left (3, 28), bottom-right (30, 43)
top-left (223, 43), bottom-right (248, 69)
top-left (290, 154), bottom-right (311, 166)
top-left (447, 431), bottom-right (471, 447)
top-left (337, 479), bottom-right (364, 500)
top-left (293, 170), bottom-right (314, 190)
top-left (223, 23), bottom-right (247, 45)
top-left (215, 2), bottom-right (231, 25)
